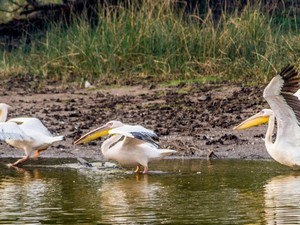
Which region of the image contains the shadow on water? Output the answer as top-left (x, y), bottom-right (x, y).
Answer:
top-left (0, 158), bottom-right (299, 224)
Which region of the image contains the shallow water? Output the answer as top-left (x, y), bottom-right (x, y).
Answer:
top-left (0, 158), bottom-right (298, 224)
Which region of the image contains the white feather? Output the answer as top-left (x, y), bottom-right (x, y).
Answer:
top-left (75, 120), bottom-right (176, 173)
top-left (0, 104), bottom-right (64, 166)
top-left (0, 121), bottom-right (31, 141)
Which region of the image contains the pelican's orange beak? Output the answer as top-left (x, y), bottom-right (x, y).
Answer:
top-left (233, 112), bottom-right (269, 130)
top-left (73, 125), bottom-right (111, 145)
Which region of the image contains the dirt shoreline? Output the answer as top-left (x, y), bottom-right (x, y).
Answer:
top-left (0, 81), bottom-right (272, 163)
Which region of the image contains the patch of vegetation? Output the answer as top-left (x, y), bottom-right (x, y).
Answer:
top-left (165, 76), bottom-right (221, 87)
top-left (0, 1), bottom-right (299, 85)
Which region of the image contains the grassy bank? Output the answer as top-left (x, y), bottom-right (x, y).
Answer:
top-left (0, 1), bottom-right (299, 85)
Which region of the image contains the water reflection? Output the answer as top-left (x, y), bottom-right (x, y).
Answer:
top-left (264, 173), bottom-right (300, 224)
top-left (0, 167), bottom-right (62, 224)
top-left (0, 159), bottom-right (295, 224)
top-left (100, 174), bottom-right (163, 224)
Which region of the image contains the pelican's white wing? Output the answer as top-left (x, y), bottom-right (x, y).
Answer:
top-left (8, 117), bottom-right (53, 137)
top-left (109, 124), bottom-right (159, 147)
top-left (294, 89), bottom-right (300, 100)
top-left (263, 65), bottom-right (300, 139)
top-left (0, 122), bottom-right (31, 141)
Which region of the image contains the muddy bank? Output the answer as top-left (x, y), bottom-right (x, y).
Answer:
top-left (0, 81), bottom-right (272, 162)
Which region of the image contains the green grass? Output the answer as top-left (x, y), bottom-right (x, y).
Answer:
top-left (0, 1), bottom-right (299, 85)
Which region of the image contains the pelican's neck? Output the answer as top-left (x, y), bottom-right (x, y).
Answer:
top-left (0, 108), bottom-right (8, 122)
top-left (265, 113), bottom-right (275, 146)
top-left (101, 135), bottom-right (123, 157)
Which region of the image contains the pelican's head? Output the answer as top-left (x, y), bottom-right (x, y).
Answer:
top-left (0, 103), bottom-right (10, 110)
top-left (0, 103), bottom-right (11, 122)
top-left (233, 109), bottom-right (273, 130)
top-left (73, 120), bottom-right (123, 145)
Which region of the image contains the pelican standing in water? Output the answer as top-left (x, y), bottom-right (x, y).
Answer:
top-left (234, 65), bottom-right (300, 168)
top-left (74, 120), bottom-right (176, 173)
top-left (0, 103), bottom-right (64, 167)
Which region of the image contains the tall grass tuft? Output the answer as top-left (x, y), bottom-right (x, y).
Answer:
top-left (1, 1), bottom-right (299, 85)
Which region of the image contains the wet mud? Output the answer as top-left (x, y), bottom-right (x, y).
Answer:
top-left (0, 78), bottom-right (272, 162)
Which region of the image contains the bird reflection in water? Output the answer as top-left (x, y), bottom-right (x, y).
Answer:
top-left (264, 173), bottom-right (300, 224)
top-left (0, 167), bottom-right (61, 222)
top-left (100, 173), bottom-right (164, 224)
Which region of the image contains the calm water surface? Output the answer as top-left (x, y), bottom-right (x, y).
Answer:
top-left (0, 158), bottom-right (299, 224)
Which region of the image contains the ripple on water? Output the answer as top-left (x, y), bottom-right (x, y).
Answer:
top-left (0, 159), bottom-right (295, 224)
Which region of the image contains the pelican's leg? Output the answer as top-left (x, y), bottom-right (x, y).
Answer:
top-left (34, 150), bottom-right (41, 160)
top-left (135, 165), bottom-right (141, 173)
top-left (12, 155), bottom-right (30, 167)
top-left (143, 166), bottom-right (149, 174)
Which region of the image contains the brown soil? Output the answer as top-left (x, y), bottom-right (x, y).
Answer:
top-left (0, 77), bottom-right (272, 162)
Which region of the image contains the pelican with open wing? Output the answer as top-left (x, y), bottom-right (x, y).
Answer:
top-left (234, 65), bottom-right (300, 168)
top-left (74, 120), bottom-right (176, 173)
top-left (0, 103), bottom-right (64, 166)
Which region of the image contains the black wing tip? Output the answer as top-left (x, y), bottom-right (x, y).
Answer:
top-left (130, 131), bottom-right (160, 148)
top-left (279, 64), bottom-right (298, 80)
top-left (279, 64), bottom-right (299, 93)
top-left (152, 133), bottom-right (159, 141)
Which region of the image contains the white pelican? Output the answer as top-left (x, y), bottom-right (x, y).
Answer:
top-left (74, 120), bottom-right (176, 173)
top-left (234, 64), bottom-right (300, 168)
top-left (0, 103), bottom-right (64, 167)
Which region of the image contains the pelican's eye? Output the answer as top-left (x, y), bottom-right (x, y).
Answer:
top-left (260, 110), bottom-right (266, 116)
top-left (107, 122), bottom-right (114, 127)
